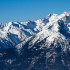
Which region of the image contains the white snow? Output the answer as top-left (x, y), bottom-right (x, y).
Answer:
top-left (0, 12), bottom-right (70, 51)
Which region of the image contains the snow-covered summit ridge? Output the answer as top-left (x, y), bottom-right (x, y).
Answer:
top-left (14, 12), bottom-right (70, 53)
top-left (4, 12), bottom-right (70, 70)
top-left (0, 12), bottom-right (70, 49)
top-left (0, 12), bottom-right (70, 70)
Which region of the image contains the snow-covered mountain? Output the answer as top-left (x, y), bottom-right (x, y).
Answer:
top-left (0, 17), bottom-right (49, 49)
top-left (14, 12), bottom-right (70, 53)
top-left (0, 12), bottom-right (70, 49)
top-left (0, 12), bottom-right (70, 70)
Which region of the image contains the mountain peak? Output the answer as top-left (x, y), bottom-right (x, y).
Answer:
top-left (0, 12), bottom-right (70, 70)
top-left (0, 12), bottom-right (70, 49)
top-left (26, 19), bottom-right (31, 23)
top-left (48, 13), bottom-right (58, 17)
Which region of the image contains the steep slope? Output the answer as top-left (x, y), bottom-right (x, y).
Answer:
top-left (1, 12), bottom-right (70, 50)
top-left (14, 12), bottom-right (70, 53)
top-left (0, 12), bottom-right (70, 70)
top-left (7, 38), bottom-right (70, 70)
top-left (0, 15), bottom-right (50, 70)
top-left (0, 21), bottom-right (36, 49)
top-left (6, 12), bottom-right (70, 70)
top-left (0, 17), bottom-right (49, 49)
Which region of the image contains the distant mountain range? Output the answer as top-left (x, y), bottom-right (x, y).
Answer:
top-left (0, 12), bottom-right (70, 70)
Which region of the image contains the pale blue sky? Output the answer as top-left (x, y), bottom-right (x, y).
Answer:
top-left (0, 0), bottom-right (70, 23)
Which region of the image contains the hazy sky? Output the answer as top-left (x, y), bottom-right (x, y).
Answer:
top-left (0, 0), bottom-right (70, 23)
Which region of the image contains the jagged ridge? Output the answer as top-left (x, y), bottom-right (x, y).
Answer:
top-left (0, 12), bottom-right (70, 70)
